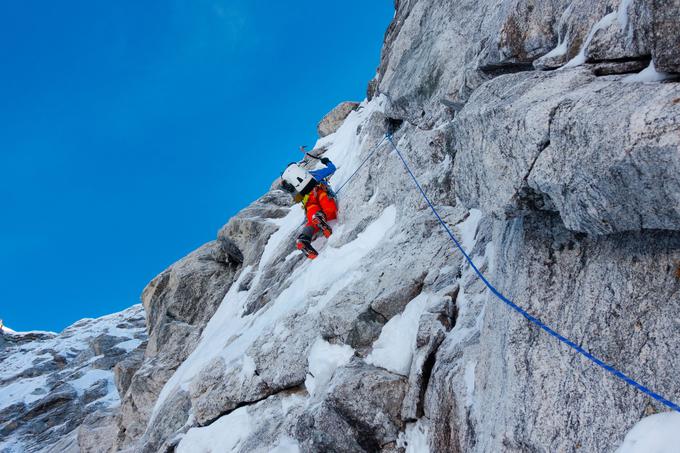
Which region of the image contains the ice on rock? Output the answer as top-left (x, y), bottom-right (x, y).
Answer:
top-left (0, 375), bottom-right (49, 411)
top-left (562, 12), bottom-right (617, 68)
top-left (0, 305), bottom-right (146, 451)
top-left (464, 360), bottom-right (477, 408)
top-left (304, 337), bottom-right (355, 398)
top-left (365, 293), bottom-right (431, 376)
top-left (270, 437), bottom-right (302, 453)
top-left (623, 60), bottom-right (675, 83)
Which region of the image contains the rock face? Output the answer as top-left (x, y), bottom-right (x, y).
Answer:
top-left (0, 306), bottom-right (146, 452)
top-left (317, 101), bottom-right (360, 137)
top-left (113, 237), bottom-right (243, 450)
top-left (452, 68), bottom-right (680, 234)
top-left (3, 0), bottom-right (680, 451)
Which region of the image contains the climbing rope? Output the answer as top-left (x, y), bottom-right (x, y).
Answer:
top-left (384, 133), bottom-right (680, 413)
top-left (338, 131), bottom-right (680, 413)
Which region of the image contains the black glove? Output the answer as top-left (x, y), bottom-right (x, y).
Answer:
top-left (320, 157), bottom-right (331, 165)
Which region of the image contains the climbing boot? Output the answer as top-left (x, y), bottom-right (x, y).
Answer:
top-left (313, 212), bottom-right (333, 238)
top-left (296, 237), bottom-right (318, 259)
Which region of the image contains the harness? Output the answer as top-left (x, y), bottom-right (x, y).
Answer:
top-left (300, 182), bottom-right (336, 210)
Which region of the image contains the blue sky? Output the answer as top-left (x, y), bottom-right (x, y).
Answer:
top-left (0, 1), bottom-right (393, 332)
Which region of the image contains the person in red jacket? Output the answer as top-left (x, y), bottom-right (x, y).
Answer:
top-left (281, 157), bottom-right (337, 259)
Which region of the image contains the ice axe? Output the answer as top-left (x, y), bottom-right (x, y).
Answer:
top-left (299, 145), bottom-right (322, 161)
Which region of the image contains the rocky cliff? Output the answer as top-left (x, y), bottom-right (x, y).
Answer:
top-left (3, 0), bottom-right (679, 451)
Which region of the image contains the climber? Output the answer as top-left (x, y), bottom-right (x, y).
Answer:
top-left (280, 157), bottom-right (338, 259)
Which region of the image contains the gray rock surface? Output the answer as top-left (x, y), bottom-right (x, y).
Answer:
top-left (296, 360), bottom-right (408, 452)
top-left (453, 68), bottom-right (680, 234)
top-left (317, 101), bottom-right (360, 137)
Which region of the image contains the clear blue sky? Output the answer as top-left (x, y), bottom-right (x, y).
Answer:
top-left (0, 1), bottom-right (393, 332)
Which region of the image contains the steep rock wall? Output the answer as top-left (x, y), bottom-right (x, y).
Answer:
top-left (4, 0), bottom-right (678, 452)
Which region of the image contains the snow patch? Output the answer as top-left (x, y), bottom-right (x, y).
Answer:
top-left (70, 369), bottom-right (114, 397)
top-left (114, 338), bottom-right (142, 353)
top-left (365, 293), bottom-right (431, 376)
top-left (0, 376), bottom-right (49, 411)
top-left (177, 405), bottom-right (251, 453)
top-left (240, 355), bottom-right (256, 379)
top-left (616, 412), bottom-right (680, 453)
top-left (318, 97), bottom-right (388, 193)
top-left (304, 338), bottom-right (355, 398)
top-left (270, 437), bottom-right (301, 453)
top-left (258, 207), bottom-right (305, 270)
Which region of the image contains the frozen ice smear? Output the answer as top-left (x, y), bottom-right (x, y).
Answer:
top-left (615, 412), bottom-right (680, 453)
top-left (457, 208), bottom-right (482, 253)
top-left (464, 360), bottom-right (477, 408)
top-left (304, 337), bottom-right (355, 398)
top-left (617, 0), bottom-right (635, 29)
top-left (542, 40), bottom-right (568, 59)
top-left (366, 293), bottom-right (431, 375)
top-left (623, 60), bottom-right (674, 83)
top-left (397, 419), bottom-right (431, 453)
top-left (562, 12), bottom-right (617, 68)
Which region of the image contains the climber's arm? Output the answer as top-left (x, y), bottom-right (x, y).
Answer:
top-left (310, 159), bottom-right (336, 180)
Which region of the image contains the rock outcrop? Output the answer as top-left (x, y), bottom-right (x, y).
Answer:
top-left (317, 101), bottom-right (360, 137)
top-left (113, 238), bottom-right (243, 450)
top-left (3, 0), bottom-right (679, 451)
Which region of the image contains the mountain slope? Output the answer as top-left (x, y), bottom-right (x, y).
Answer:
top-left (0, 306), bottom-right (146, 452)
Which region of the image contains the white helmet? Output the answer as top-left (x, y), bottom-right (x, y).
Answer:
top-left (282, 163), bottom-right (316, 195)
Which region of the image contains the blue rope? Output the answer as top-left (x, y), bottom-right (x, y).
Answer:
top-left (335, 136), bottom-right (388, 195)
top-left (384, 134), bottom-right (680, 413)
